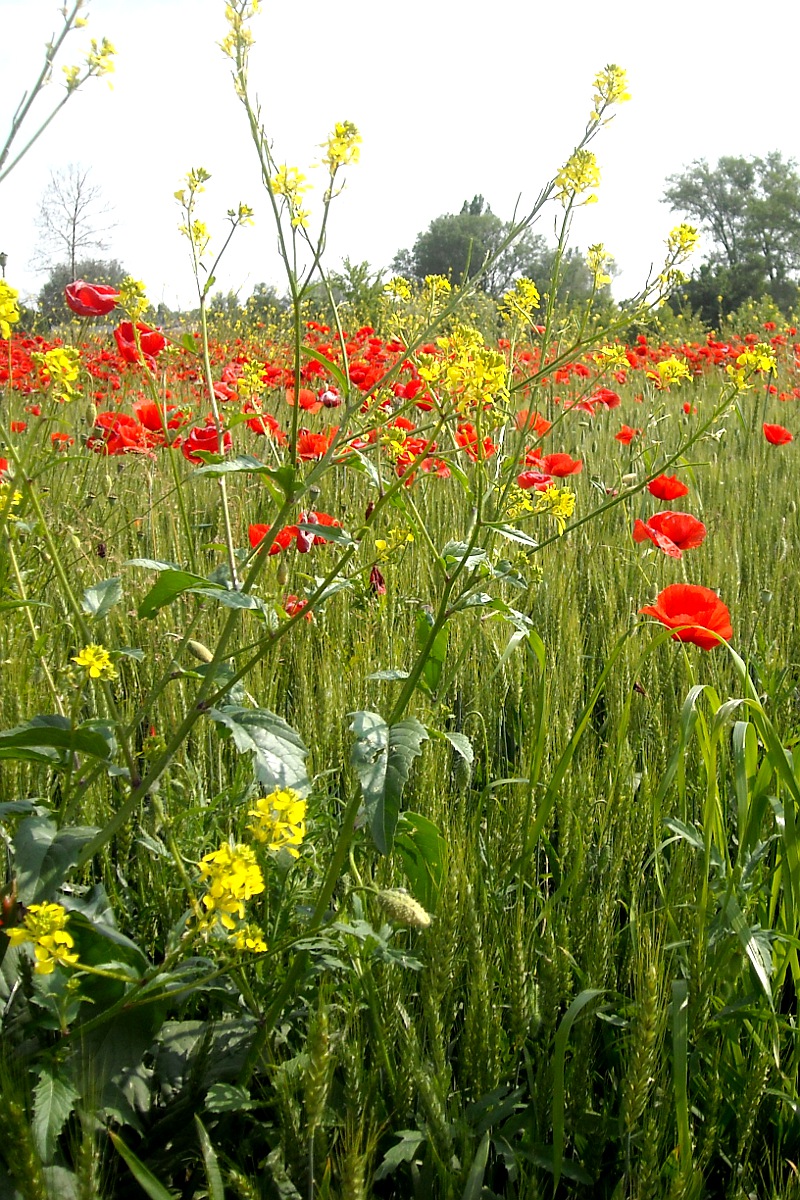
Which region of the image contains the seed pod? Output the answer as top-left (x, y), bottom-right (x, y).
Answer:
top-left (186, 639), bottom-right (214, 663)
top-left (377, 888), bottom-right (432, 929)
top-left (276, 559), bottom-right (288, 586)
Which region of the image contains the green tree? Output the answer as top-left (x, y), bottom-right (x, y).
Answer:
top-left (37, 257), bottom-right (128, 327)
top-left (663, 153), bottom-right (800, 319)
top-left (394, 196), bottom-right (612, 306)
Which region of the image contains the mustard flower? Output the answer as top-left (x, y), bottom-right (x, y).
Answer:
top-left (199, 842), bottom-right (265, 930)
top-left (247, 786), bottom-right (307, 858)
top-left (0, 280), bottom-right (20, 339)
top-left (321, 121), bottom-right (361, 173)
top-left (555, 149), bottom-right (600, 206)
top-left (72, 644), bottom-right (117, 680)
top-left (5, 902), bottom-right (80, 974)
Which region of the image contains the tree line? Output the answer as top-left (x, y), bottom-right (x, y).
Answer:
top-left (23, 153), bottom-right (800, 329)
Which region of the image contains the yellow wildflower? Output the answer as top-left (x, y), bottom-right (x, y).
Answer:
top-left (321, 121), bottom-right (361, 173)
top-left (72, 644), bottom-right (117, 680)
top-left (5, 902), bottom-right (80, 975)
top-left (247, 786), bottom-right (307, 858)
top-left (199, 842), bottom-right (265, 930)
top-left (555, 149), bottom-right (600, 206)
top-left (0, 280), bottom-right (20, 340)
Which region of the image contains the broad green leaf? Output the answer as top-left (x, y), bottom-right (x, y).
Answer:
top-left (205, 1082), bottom-right (256, 1112)
top-left (210, 706), bottom-right (310, 795)
top-left (181, 332), bottom-right (199, 354)
top-left (0, 599), bottom-right (49, 612)
top-left (350, 711), bottom-right (428, 854)
top-left (374, 1130), bottom-right (426, 1182)
top-left (395, 812), bottom-right (446, 911)
top-left (81, 576), bottom-right (122, 620)
top-left (295, 521), bottom-right (357, 548)
top-left (0, 714), bottom-right (113, 765)
top-left (125, 557), bottom-right (183, 571)
top-left (441, 541), bottom-right (488, 571)
top-left (137, 569), bottom-right (216, 619)
top-left (485, 521), bottom-right (539, 548)
top-left (14, 816), bottom-right (99, 903)
top-left (32, 1065), bottom-right (79, 1164)
top-left (190, 453), bottom-right (267, 476)
top-left (110, 1132), bottom-right (178, 1200)
top-left (184, 585), bottom-right (268, 614)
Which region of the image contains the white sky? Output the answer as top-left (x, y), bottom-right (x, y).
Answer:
top-left (2, 0), bottom-right (799, 312)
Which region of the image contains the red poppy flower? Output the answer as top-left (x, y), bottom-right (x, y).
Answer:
top-left (244, 408), bottom-right (287, 443)
top-left (763, 423), bottom-right (793, 445)
top-left (515, 409), bottom-right (552, 436)
top-left (65, 280), bottom-right (120, 317)
top-left (285, 387), bottom-right (323, 414)
top-left (182, 423), bottom-right (233, 464)
top-left (517, 470), bottom-right (553, 492)
top-left (633, 511), bottom-right (707, 559)
top-left (592, 387), bottom-right (621, 409)
top-left (615, 425), bottom-right (641, 445)
top-left (10, 421), bottom-right (26, 433)
top-left (456, 422), bottom-right (497, 462)
top-left (648, 474), bottom-right (689, 501)
top-left (540, 452), bottom-right (582, 477)
top-left (283, 594), bottom-right (313, 621)
top-left (113, 321), bottom-right (167, 365)
top-left (134, 401), bottom-right (186, 433)
top-left (51, 432), bottom-right (74, 449)
top-left (296, 428), bottom-right (336, 461)
top-left (639, 584), bottom-right (732, 651)
top-left (248, 524), bottom-right (299, 555)
top-left (0, 458), bottom-right (8, 478)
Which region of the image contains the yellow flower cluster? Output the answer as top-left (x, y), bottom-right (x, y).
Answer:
top-left (595, 343), bottom-right (629, 368)
top-left (0, 280), bottom-right (20, 339)
top-left (198, 842), bottom-right (265, 931)
top-left (236, 359), bottom-right (267, 399)
top-left (534, 485), bottom-right (576, 535)
top-left (667, 223), bottom-right (700, 257)
top-left (500, 278), bottom-right (541, 326)
top-left (87, 37), bottom-right (116, 78)
top-left (72, 644), bottom-right (117, 680)
top-left (247, 786), bottom-right (307, 858)
top-left (31, 346), bottom-right (81, 402)
top-left (555, 149), bottom-right (600, 206)
top-left (321, 121), bottom-right (361, 173)
top-left (419, 325), bottom-right (508, 417)
top-left (591, 64), bottom-right (631, 118)
top-left (270, 165), bottom-right (312, 229)
top-left (0, 483), bottom-right (23, 521)
top-left (117, 276), bottom-right (150, 320)
top-left (5, 902), bottom-right (80, 975)
top-left (220, 1), bottom-right (261, 59)
top-left (647, 357), bottom-right (692, 389)
top-left (726, 342), bottom-right (778, 389)
top-left (385, 276), bottom-right (412, 302)
top-left (587, 244), bottom-right (614, 288)
top-left (375, 528), bottom-right (415, 560)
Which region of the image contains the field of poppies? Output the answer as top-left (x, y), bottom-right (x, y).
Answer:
top-left (3, 10), bottom-right (800, 1199)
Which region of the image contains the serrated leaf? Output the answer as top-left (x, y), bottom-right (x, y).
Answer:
top-left (395, 812), bottom-right (446, 912)
top-left (415, 611), bottom-right (448, 697)
top-left (486, 521), bottom-right (539, 548)
top-left (81, 576), bottom-right (122, 620)
top-left (441, 541), bottom-right (488, 570)
top-left (366, 669), bottom-right (411, 682)
top-left (205, 1082), bottom-right (255, 1112)
top-left (374, 1130), bottom-right (426, 1181)
top-left (442, 731), bottom-right (474, 765)
top-left (125, 557), bottom-right (184, 572)
top-left (350, 711), bottom-right (428, 854)
top-left (14, 816), bottom-right (99, 904)
top-left (185, 585), bottom-right (268, 614)
top-left (209, 706), bottom-right (310, 795)
top-left (33, 1065), bottom-right (79, 1164)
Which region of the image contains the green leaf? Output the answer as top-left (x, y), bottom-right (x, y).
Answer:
top-left (195, 1117), bottom-right (225, 1200)
top-left (181, 332), bottom-right (199, 354)
top-left (209, 706), bottom-right (310, 795)
top-left (14, 816), bottom-right (99, 903)
top-left (460, 1131), bottom-right (490, 1200)
top-left (0, 599), bottom-right (50, 612)
top-left (32, 1065), bottom-right (79, 1164)
top-left (415, 610), bottom-right (449, 697)
top-left (441, 541), bottom-right (488, 571)
top-left (367, 669), bottom-right (411, 682)
top-left (485, 521), bottom-right (539, 548)
top-left (350, 711), bottom-right (429, 854)
top-left (137, 569), bottom-right (217, 618)
top-left (0, 715), bottom-right (113, 766)
top-left (125, 557), bottom-right (183, 571)
top-left (552, 989), bottom-right (603, 1189)
top-left (81, 576), bottom-right (122, 620)
top-left (184, 586), bottom-right (268, 614)
top-left (374, 1130), bottom-right (426, 1182)
top-left (301, 345), bottom-right (349, 395)
top-left (395, 812), bottom-right (446, 912)
top-left (205, 1082), bottom-right (256, 1113)
top-left (110, 1132), bottom-right (178, 1200)
top-left (441, 731), bottom-right (474, 766)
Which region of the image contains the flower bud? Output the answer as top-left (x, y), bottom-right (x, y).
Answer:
top-left (186, 639), bottom-right (214, 663)
top-left (377, 888), bottom-right (432, 929)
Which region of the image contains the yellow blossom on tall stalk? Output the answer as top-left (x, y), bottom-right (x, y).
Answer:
top-left (657, 224), bottom-right (700, 298)
top-left (726, 342), bottom-right (778, 390)
top-left (117, 277), bottom-right (150, 320)
top-left (31, 346), bottom-right (81, 402)
top-left (72, 644), bottom-right (117, 680)
top-left (0, 280), bottom-right (20, 339)
top-left (419, 324), bottom-right (508, 417)
top-left (198, 842), bottom-right (265, 930)
top-left (236, 359), bottom-right (268, 400)
top-left (587, 244), bottom-right (614, 288)
top-left (590, 64), bottom-right (631, 119)
top-left (375, 529), bottom-right (414, 560)
top-left (0, 483), bottom-right (23, 522)
top-left (555, 149), bottom-right (600, 206)
top-left (500, 278), bottom-right (541, 326)
top-left (647, 357), bottom-right (692, 389)
top-left (385, 276), bottom-right (412, 302)
top-left (5, 902), bottom-right (80, 974)
top-left (321, 121), bottom-right (361, 173)
top-left (247, 786), bottom-right (307, 858)
top-left (270, 165), bottom-right (312, 229)
top-left (534, 485), bottom-right (576, 535)
top-left (595, 343), bottom-right (629, 368)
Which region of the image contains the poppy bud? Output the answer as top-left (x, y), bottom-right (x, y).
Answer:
top-left (369, 565), bottom-right (386, 596)
top-left (365, 501), bottom-right (374, 520)
top-left (276, 559), bottom-right (288, 586)
top-left (186, 639), bottom-right (214, 663)
top-left (86, 403), bottom-right (98, 427)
